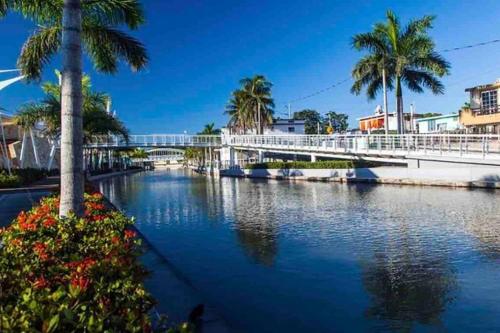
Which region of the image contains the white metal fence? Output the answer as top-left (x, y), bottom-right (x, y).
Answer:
top-left (226, 134), bottom-right (500, 160)
top-left (84, 134), bottom-right (500, 161)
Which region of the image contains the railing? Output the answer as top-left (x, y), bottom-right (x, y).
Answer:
top-left (226, 134), bottom-right (500, 160)
top-left (86, 134), bottom-right (222, 148)
top-left (84, 133), bottom-right (500, 160)
top-left (471, 106), bottom-right (500, 115)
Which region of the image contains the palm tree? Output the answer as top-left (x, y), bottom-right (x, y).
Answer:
top-left (16, 74), bottom-right (129, 143)
top-left (1, 0), bottom-right (148, 216)
top-left (239, 75), bottom-right (274, 135)
top-left (351, 10), bottom-right (450, 134)
top-left (16, 73), bottom-right (129, 171)
top-left (225, 90), bottom-right (251, 134)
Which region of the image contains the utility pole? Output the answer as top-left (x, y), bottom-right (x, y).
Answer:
top-left (288, 103), bottom-right (291, 119)
top-left (410, 103), bottom-right (415, 133)
top-left (382, 66), bottom-right (389, 135)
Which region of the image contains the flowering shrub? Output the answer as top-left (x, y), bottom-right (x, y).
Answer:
top-left (0, 191), bottom-right (189, 332)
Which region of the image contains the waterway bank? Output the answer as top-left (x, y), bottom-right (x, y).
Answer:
top-left (221, 166), bottom-right (500, 189)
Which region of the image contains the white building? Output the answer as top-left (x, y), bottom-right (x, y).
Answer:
top-left (263, 119), bottom-right (305, 134)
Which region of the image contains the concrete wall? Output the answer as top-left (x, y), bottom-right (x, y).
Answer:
top-left (221, 166), bottom-right (500, 184)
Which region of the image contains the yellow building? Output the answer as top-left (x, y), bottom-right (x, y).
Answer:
top-left (460, 79), bottom-right (500, 134)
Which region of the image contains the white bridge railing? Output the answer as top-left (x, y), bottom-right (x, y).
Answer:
top-left (226, 134), bottom-right (500, 160)
top-left (86, 134), bottom-right (221, 148)
top-left (85, 133), bottom-right (500, 161)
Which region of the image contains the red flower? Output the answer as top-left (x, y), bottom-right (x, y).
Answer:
top-left (10, 238), bottom-right (22, 247)
top-left (71, 275), bottom-right (90, 291)
top-left (33, 242), bottom-right (49, 261)
top-left (124, 230), bottom-right (137, 239)
top-left (111, 236), bottom-right (121, 245)
top-left (17, 211), bottom-right (27, 224)
top-left (43, 216), bottom-right (57, 228)
top-left (33, 276), bottom-right (48, 289)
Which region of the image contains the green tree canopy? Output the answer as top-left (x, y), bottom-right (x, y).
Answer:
top-left (225, 75), bottom-right (274, 134)
top-left (293, 109), bottom-right (322, 134)
top-left (15, 73), bottom-right (129, 143)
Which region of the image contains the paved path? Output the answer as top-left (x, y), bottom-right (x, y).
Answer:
top-left (0, 190), bottom-right (50, 227)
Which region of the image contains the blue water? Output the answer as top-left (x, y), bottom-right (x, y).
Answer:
top-left (98, 169), bottom-right (500, 332)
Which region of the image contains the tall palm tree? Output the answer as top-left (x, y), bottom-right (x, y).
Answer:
top-left (1, 0), bottom-right (148, 216)
top-left (351, 10), bottom-right (450, 134)
top-left (239, 75), bottom-right (274, 135)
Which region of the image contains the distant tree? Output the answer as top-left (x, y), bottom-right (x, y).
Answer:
top-left (293, 109), bottom-right (322, 134)
top-left (351, 10), bottom-right (450, 134)
top-left (324, 111), bottom-right (349, 132)
top-left (420, 112), bottom-right (442, 118)
top-left (199, 123), bottom-right (220, 135)
top-left (128, 148), bottom-right (148, 159)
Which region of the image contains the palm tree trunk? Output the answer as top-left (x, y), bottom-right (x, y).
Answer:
top-left (382, 66), bottom-right (389, 136)
top-left (257, 103), bottom-right (261, 135)
top-left (396, 77), bottom-right (404, 135)
top-left (60, 0), bottom-right (84, 217)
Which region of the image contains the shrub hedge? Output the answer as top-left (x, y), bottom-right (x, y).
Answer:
top-left (0, 191), bottom-right (189, 332)
top-left (247, 160), bottom-right (355, 169)
top-left (0, 168), bottom-right (56, 189)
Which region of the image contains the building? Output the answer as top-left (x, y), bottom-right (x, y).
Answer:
top-left (416, 113), bottom-right (462, 133)
top-left (358, 106), bottom-right (421, 133)
top-left (460, 79), bottom-right (500, 134)
top-left (263, 119), bottom-right (305, 134)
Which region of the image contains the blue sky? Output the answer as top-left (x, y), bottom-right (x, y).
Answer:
top-left (0, 0), bottom-right (499, 133)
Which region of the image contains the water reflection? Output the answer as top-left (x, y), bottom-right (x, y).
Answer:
top-left (362, 247), bottom-right (456, 331)
top-left (233, 181), bottom-right (278, 266)
top-left (97, 170), bottom-right (500, 332)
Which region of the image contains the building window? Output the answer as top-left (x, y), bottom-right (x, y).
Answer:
top-left (428, 120), bottom-right (436, 132)
top-left (288, 127), bottom-right (295, 133)
top-left (437, 123), bottom-right (447, 132)
top-left (481, 90), bottom-right (497, 114)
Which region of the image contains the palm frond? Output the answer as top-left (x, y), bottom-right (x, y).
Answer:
top-left (83, 0), bottom-right (144, 29)
top-left (82, 23), bottom-right (148, 73)
top-left (17, 26), bottom-right (61, 80)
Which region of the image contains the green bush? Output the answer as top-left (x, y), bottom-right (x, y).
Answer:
top-left (247, 160), bottom-right (355, 169)
top-left (0, 192), bottom-right (190, 332)
top-left (0, 168), bottom-right (56, 189)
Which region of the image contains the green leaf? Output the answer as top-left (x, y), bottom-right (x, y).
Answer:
top-left (47, 314), bottom-right (60, 333)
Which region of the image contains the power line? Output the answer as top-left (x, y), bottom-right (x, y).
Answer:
top-left (286, 38), bottom-right (500, 106)
top-left (440, 38), bottom-right (500, 52)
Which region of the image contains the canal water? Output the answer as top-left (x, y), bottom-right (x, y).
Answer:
top-left (97, 169), bottom-right (500, 332)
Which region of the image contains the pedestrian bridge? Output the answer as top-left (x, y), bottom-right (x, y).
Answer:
top-left (130, 148), bottom-right (185, 163)
top-left (85, 133), bottom-right (500, 166)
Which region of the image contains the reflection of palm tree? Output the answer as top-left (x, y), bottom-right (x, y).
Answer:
top-left (236, 222), bottom-right (277, 267)
top-left (234, 184), bottom-right (278, 266)
top-left (361, 241), bottom-right (456, 331)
